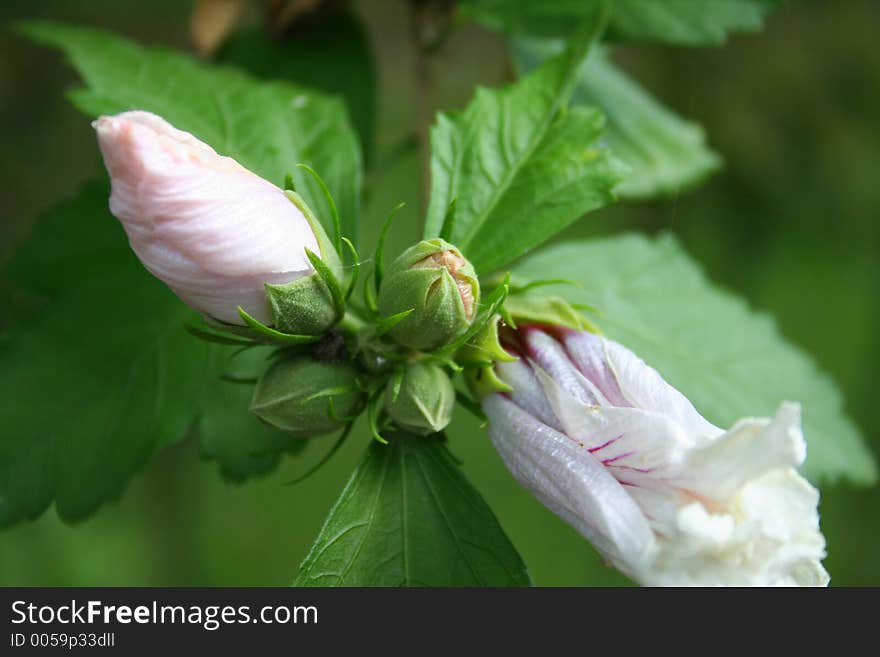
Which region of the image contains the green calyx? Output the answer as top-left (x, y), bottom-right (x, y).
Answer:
top-left (457, 314), bottom-right (516, 366)
top-left (497, 273), bottom-right (599, 333)
top-left (460, 315), bottom-right (516, 401)
top-left (377, 238), bottom-right (480, 352)
top-left (264, 191), bottom-right (346, 336)
top-left (250, 356), bottom-right (365, 437)
top-left (385, 361), bottom-right (456, 436)
top-left (503, 294), bottom-right (598, 333)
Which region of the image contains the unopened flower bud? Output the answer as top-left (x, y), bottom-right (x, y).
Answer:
top-left (94, 110), bottom-right (327, 328)
top-left (250, 357), bottom-right (364, 436)
top-left (377, 239), bottom-right (479, 351)
top-left (385, 362), bottom-right (455, 436)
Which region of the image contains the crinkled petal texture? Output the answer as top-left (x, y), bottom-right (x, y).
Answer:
top-left (484, 327), bottom-right (829, 586)
top-left (95, 110), bottom-right (319, 324)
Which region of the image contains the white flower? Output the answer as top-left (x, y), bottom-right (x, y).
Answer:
top-left (94, 110), bottom-right (319, 325)
top-left (483, 326), bottom-right (829, 586)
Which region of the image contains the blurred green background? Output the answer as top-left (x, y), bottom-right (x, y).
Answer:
top-left (1, 0), bottom-right (877, 585)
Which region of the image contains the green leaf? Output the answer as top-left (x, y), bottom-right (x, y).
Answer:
top-left (293, 432), bottom-right (531, 586)
top-left (423, 7), bottom-right (627, 273)
top-left (513, 40), bottom-right (721, 199)
top-left (20, 21), bottom-right (362, 244)
top-left (0, 183), bottom-right (210, 525)
top-left (198, 347), bottom-right (308, 482)
top-left (461, 0), bottom-right (781, 46)
top-left (608, 0), bottom-right (781, 45)
top-left (513, 234), bottom-right (877, 485)
top-left (217, 9), bottom-right (376, 161)
top-left (0, 183), bottom-right (314, 525)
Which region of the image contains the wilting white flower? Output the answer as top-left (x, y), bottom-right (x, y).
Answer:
top-left (94, 110), bottom-right (318, 325)
top-left (483, 326), bottom-right (829, 586)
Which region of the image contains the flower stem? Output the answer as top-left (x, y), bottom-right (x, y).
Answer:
top-left (339, 308), bottom-right (367, 336)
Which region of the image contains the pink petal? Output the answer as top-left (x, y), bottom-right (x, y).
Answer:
top-left (94, 111), bottom-right (318, 324)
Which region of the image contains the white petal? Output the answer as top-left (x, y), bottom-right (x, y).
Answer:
top-left (646, 469), bottom-right (828, 586)
top-left (676, 402), bottom-right (807, 502)
top-left (562, 330), bottom-right (721, 440)
top-left (735, 469), bottom-right (828, 585)
top-left (556, 329), bottom-right (631, 406)
top-left (495, 358), bottom-right (560, 430)
top-left (534, 365), bottom-right (696, 530)
top-left (484, 394), bottom-right (655, 579)
top-left (534, 365), bottom-right (693, 474)
top-left (521, 328), bottom-right (607, 405)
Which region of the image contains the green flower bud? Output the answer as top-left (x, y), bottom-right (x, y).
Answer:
top-left (385, 361), bottom-right (456, 436)
top-left (250, 356), bottom-right (364, 436)
top-left (263, 191), bottom-right (345, 336)
top-left (377, 238), bottom-right (480, 351)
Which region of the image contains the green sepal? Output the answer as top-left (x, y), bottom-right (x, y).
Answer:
top-left (465, 361), bottom-right (515, 401)
top-left (219, 372), bottom-right (259, 384)
top-left (384, 361), bottom-right (456, 436)
top-left (340, 237), bottom-right (360, 301)
top-left (389, 367), bottom-right (405, 402)
top-left (373, 201), bottom-right (406, 293)
top-left (284, 190), bottom-right (343, 273)
top-left (305, 248), bottom-right (346, 319)
top-left (456, 314), bottom-right (516, 366)
top-left (422, 353), bottom-right (464, 373)
top-left (352, 199), bottom-right (407, 321)
top-left (237, 307), bottom-right (322, 345)
top-left (250, 357), bottom-right (366, 437)
top-left (454, 390), bottom-right (487, 425)
top-left (455, 281), bottom-right (518, 402)
top-left (508, 277), bottom-right (580, 295)
top-left (184, 322), bottom-right (256, 347)
top-left (436, 273), bottom-right (509, 357)
top-left (296, 162), bottom-right (342, 254)
top-left (304, 384), bottom-right (362, 403)
top-left (375, 308), bottom-right (415, 337)
top-left (325, 396), bottom-right (360, 424)
top-left (284, 422), bottom-right (354, 486)
top-left (265, 274), bottom-right (339, 336)
top-left (504, 294), bottom-right (598, 333)
top-left (367, 387), bottom-right (389, 444)
top-left (439, 198), bottom-right (457, 242)
top-left (364, 271), bottom-right (378, 314)
top-left (194, 315), bottom-right (316, 347)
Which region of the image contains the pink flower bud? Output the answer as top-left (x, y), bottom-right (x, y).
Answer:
top-left (94, 110), bottom-right (319, 325)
